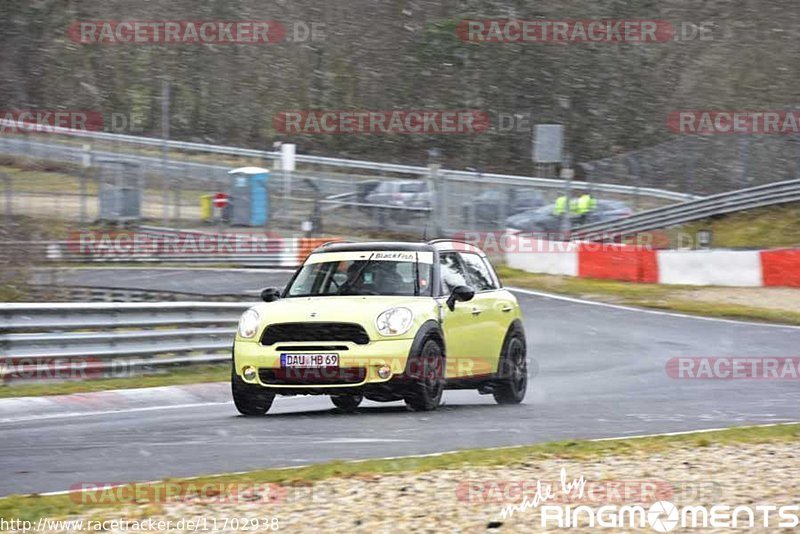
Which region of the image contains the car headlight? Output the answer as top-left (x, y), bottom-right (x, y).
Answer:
top-left (238, 308), bottom-right (261, 339)
top-left (376, 307), bottom-right (413, 336)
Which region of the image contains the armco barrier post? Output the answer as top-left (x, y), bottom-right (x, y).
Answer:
top-left (3, 172), bottom-right (10, 227)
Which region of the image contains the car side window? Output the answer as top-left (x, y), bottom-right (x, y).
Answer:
top-left (460, 252), bottom-right (497, 291)
top-left (439, 252), bottom-right (469, 294)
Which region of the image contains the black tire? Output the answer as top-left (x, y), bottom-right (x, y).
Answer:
top-left (404, 339), bottom-right (444, 411)
top-left (231, 366), bottom-right (275, 416)
top-left (330, 395), bottom-right (363, 412)
top-left (493, 329), bottom-right (528, 405)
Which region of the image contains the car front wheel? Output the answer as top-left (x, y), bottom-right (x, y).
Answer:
top-left (231, 365), bottom-right (275, 416)
top-left (493, 331), bottom-right (527, 405)
top-left (404, 339), bottom-right (444, 411)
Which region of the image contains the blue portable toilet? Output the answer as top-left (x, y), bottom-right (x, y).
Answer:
top-left (228, 167), bottom-right (269, 226)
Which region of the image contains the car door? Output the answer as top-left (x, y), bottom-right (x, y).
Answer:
top-left (437, 251), bottom-right (483, 379)
top-left (458, 252), bottom-right (514, 375)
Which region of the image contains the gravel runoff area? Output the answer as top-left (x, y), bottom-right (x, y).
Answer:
top-left (679, 287), bottom-right (800, 314)
top-left (12, 437), bottom-right (800, 533)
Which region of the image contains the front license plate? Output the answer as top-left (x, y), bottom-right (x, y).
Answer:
top-left (280, 353), bottom-right (339, 368)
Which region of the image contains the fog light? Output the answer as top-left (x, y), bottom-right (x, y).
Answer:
top-left (377, 365), bottom-right (392, 379)
top-left (243, 366), bottom-right (257, 382)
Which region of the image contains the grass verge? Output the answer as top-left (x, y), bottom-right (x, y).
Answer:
top-left (1, 423), bottom-right (798, 522)
top-left (673, 202), bottom-right (800, 249)
top-left (0, 364), bottom-right (229, 399)
top-left (497, 265), bottom-right (800, 326)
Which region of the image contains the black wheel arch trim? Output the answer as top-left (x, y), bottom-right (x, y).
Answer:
top-left (404, 319), bottom-right (445, 373)
top-left (497, 319), bottom-right (526, 373)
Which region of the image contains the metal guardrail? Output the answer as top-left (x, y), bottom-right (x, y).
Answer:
top-left (572, 179), bottom-right (800, 239)
top-left (25, 284), bottom-right (246, 303)
top-left (0, 302), bottom-right (248, 332)
top-left (0, 302), bottom-right (251, 379)
top-left (3, 240), bottom-right (299, 266)
top-left (0, 118), bottom-right (699, 202)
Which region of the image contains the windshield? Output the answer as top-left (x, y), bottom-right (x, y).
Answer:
top-left (286, 258), bottom-right (432, 297)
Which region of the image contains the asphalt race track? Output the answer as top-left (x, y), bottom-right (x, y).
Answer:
top-left (3, 268), bottom-right (799, 496)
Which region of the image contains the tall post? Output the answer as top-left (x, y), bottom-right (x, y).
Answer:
top-left (739, 135), bottom-right (750, 187)
top-left (428, 148), bottom-right (443, 237)
top-left (272, 142), bottom-right (283, 219)
top-left (560, 156), bottom-right (574, 236)
top-left (161, 80), bottom-right (170, 227)
top-left (3, 172), bottom-right (11, 229)
top-left (281, 143), bottom-right (296, 219)
top-left (628, 155), bottom-right (641, 212)
top-left (80, 144), bottom-right (91, 224)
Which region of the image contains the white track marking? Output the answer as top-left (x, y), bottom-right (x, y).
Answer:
top-left (509, 286), bottom-right (800, 330)
top-left (0, 396), bottom-right (314, 425)
top-left (0, 402), bottom-right (233, 424)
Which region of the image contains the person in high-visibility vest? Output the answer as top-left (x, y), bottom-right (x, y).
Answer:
top-left (574, 193), bottom-right (596, 224)
top-left (576, 194), bottom-right (596, 215)
top-left (553, 195), bottom-right (568, 215)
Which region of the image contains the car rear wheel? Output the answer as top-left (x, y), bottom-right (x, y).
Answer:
top-left (330, 395), bottom-right (363, 412)
top-left (231, 366), bottom-right (275, 416)
top-left (493, 332), bottom-right (527, 405)
top-left (404, 339), bottom-right (444, 411)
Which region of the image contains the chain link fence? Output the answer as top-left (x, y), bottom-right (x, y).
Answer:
top-left (5, 127), bottom-right (768, 238)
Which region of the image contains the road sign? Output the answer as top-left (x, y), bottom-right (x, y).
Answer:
top-left (281, 143), bottom-right (296, 171)
top-left (533, 124), bottom-right (564, 163)
top-left (213, 193), bottom-right (229, 208)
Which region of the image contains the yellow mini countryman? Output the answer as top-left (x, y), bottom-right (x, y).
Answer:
top-left (231, 240), bottom-right (527, 414)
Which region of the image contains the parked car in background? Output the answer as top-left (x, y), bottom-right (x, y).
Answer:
top-left (505, 199), bottom-right (633, 234)
top-left (365, 180), bottom-right (432, 210)
top-left (462, 188), bottom-right (545, 227)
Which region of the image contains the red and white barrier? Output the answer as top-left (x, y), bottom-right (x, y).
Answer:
top-left (505, 234), bottom-right (800, 288)
top-left (657, 250), bottom-right (762, 287)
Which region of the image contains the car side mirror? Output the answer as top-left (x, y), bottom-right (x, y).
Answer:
top-left (260, 287), bottom-right (282, 302)
top-left (446, 285), bottom-right (475, 311)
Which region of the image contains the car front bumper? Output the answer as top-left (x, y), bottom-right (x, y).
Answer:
top-left (233, 338), bottom-right (416, 393)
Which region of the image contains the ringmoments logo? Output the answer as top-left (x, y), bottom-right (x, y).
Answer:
top-left (491, 468), bottom-right (797, 530)
top-left (539, 502), bottom-right (800, 531)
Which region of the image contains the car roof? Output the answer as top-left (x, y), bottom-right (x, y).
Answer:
top-left (428, 239), bottom-right (484, 254)
top-left (314, 240), bottom-right (486, 255)
top-left (314, 241), bottom-right (436, 254)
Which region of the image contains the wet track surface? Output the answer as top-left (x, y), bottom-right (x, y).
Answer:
top-left (3, 268), bottom-right (799, 496)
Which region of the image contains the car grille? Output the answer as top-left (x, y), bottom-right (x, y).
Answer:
top-left (258, 367), bottom-right (367, 386)
top-left (260, 322), bottom-right (370, 345)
